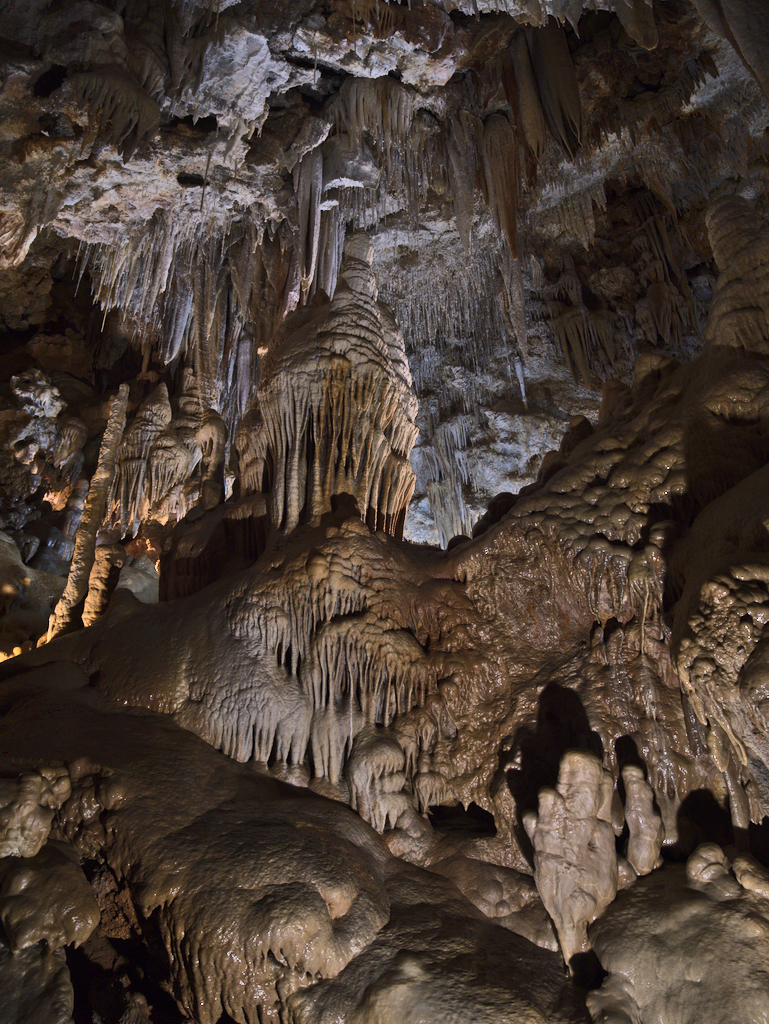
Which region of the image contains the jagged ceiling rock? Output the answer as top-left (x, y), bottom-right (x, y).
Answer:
top-left (0, 0), bottom-right (765, 557)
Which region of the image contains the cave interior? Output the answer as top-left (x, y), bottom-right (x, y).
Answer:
top-left (2, 0), bottom-right (769, 1021)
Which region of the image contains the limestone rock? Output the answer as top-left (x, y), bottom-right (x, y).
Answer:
top-left (588, 846), bottom-right (769, 1024)
top-left (523, 750), bottom-right (618, 968)
top-left (0, 938), bottom-right (74, 1024)
top-left (0, 841), bottom-right (99, 951)
top-left (0, 768), bottom-right (70, 860)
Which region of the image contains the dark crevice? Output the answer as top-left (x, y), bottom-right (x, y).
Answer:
top-left (428, 801), bottom-right (497, 837)
top-left (177, 172), bottom-right (206, 187)
top-left (33, 64), bottom-right (67, 97)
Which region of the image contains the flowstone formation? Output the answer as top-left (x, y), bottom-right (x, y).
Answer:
top-left (5, 191), bottom-right (769, 1020)
top-left (240, 233), bottom-right (418, 538)
top-left (3, 0), bottom-right (769, 1021)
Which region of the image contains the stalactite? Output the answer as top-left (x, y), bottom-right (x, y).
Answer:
top-left (481, 114), bottom-right (519, 260)
top-left (111, 383), bottom-right (173, 538)
top-left (70, 65), bottom-right (161, 162)
top-left (196, 409), bottom-right (226, 510)
top-left (255, 234), bottom-right (418, 537)
top-left (313, 205), bottom-right (343, 302)
top-left (329, 76), bottom-right (446, 227)
top-left (526, 19), bottom-right (583, 161)
top-left (83, 210), bottom-right (265, 430)
top-left (421, 415), bottom-right (475, 546)
top-left (51, 417), bottom-right (88, 484)
top-left (447, 112), bottom-right (480, 253)
top-left (294, 149), bottom-right (324, 300)
top-left (147, 369), bottom-right (204, 524)
top-left (509, 32), bottom-right (547, 164)
top-left (615, 0), bottom-right (659, 50)
top-left (549, 303), bottom-right (592, 387)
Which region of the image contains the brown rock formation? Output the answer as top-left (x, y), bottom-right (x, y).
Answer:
top-left (2, 1), bottom-right (769, 1021)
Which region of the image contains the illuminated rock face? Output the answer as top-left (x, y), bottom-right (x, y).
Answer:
top-left (3, 1), bottom-right (769, 1022)
top-left (6, 195), bottom-right (769, 1022)
top-left (247, 233), bottom-right (418, 538)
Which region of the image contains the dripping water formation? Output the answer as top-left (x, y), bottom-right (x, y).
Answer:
top-left (1, 1), bottom-right (769, 1023)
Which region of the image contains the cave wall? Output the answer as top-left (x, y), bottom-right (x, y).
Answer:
top-left (2, 0), bottom-right (769, 1022)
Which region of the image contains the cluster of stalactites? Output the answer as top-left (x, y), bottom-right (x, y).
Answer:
top-left (238, 233), bottom-right (418, 538)
top-left (83, 212), bottom-right (266, 423)
top-left (107, 368), bottom-right (226, 537)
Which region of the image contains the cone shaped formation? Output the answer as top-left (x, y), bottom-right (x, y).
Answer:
top-left (252, 233), bottom-right (418, 537)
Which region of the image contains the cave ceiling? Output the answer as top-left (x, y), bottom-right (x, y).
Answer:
top-left (0, 0), bottom-right (766, 542)
top-left (2, 0), bottom-right (769, 1022)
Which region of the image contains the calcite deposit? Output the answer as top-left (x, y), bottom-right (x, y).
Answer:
top-left (2, 0), bottom-right (769, 1022)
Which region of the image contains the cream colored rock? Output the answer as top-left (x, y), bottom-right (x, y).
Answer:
top-left (11, 370), bottom-right (65, 420)
top-left (347, 726), bottom-right (409, 832)
top-left (115, 554), bottom-right (159, 604)
top-left (588, 845), bottom-right (769, 1024)
top-left (82, 543), bottom-right (126, 627)
top-left (0, 841), bottom-right (99, 951)
top-left (524, 750), bottom-right (618, 968)
top-left (0, 663), bottom-right (396, 1024)
top-left (0, 532), bottom-right (65, 657)
top-left (621, 765), bottom-right (664, 876)
top-left (288, 870), bottom-right (582, 1024)
top-left (427, 854), bottom-right (559, 950)
top-left (0, 768), bottom-right (70, 860)
top-left (48, 384), bottom-right (128, 641)
top-left (255, 233), bottom-right (418, 538)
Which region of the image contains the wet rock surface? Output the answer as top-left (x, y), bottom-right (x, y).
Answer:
top-left (2, 0), bottom-right (769, 1021)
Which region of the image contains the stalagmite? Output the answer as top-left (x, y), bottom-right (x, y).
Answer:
top-left (524, 750), bottom-right (618, 969)
top-left (621, 765), bottom-right (664, 876)
top-left (47, 384), bottom-right (128, 640)
top-left (82, 544), bottom-right (126, 627)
